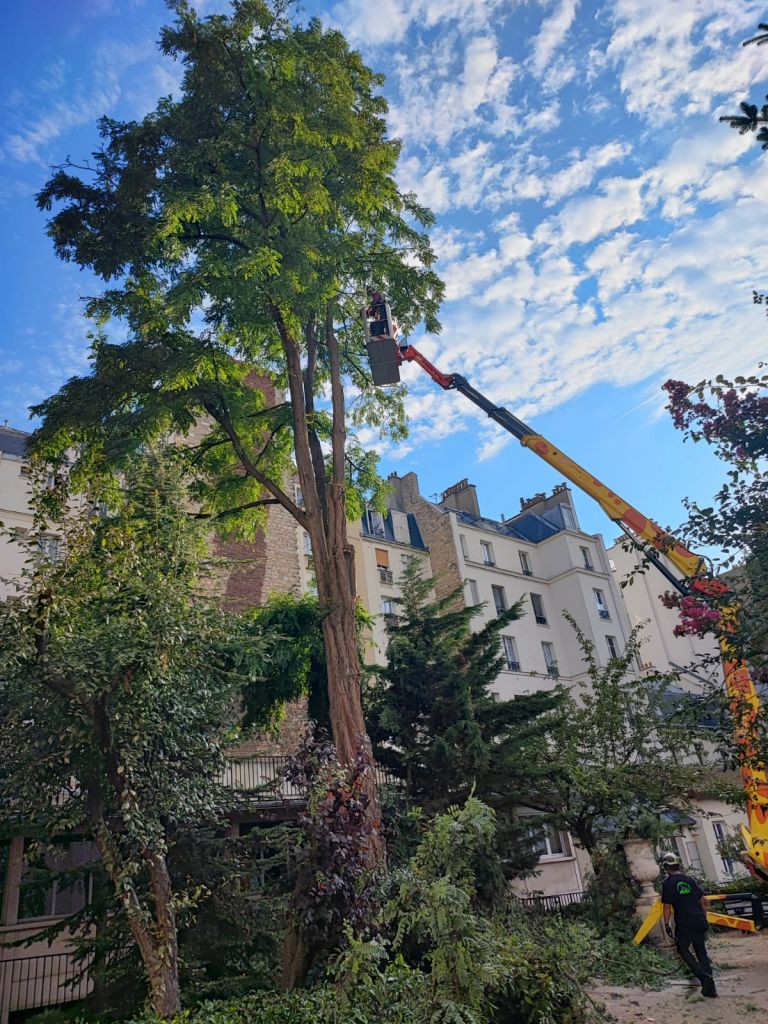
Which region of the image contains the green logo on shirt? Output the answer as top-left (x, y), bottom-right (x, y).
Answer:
top-left (677, 881), bottom-right (692, 895)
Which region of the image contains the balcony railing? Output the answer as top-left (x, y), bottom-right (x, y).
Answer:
top-left (0, 953), bottom-right (92, 1016)
top-left (598, 609), bottom-right (611, 620)
top-left (378, 568), bottom-right (394, 584)
top-left (515, 890), bottom-right (584, 913)
top-left (506, 660), bottom-right (521, 672)
top-left (220, 755), bottom-right (396, 800)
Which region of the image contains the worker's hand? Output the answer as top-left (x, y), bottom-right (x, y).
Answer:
top-left (664, 924), bottom-right (675, 940)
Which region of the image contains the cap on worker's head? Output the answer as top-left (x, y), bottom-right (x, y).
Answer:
top-left (661, 851), bottom-right (681, 868)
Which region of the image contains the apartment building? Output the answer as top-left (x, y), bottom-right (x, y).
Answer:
top-left (388, 472), bottom-right (632, 697)
top-left (384, 472), bottom-right (641, 897)
top-left (608, 540), bottom-right (749, 884)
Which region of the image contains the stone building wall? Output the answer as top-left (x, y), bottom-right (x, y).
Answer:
top-left (387, 470), bottom-right (463, 602)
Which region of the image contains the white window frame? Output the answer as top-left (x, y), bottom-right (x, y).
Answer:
top-left (530, 592), bottom-right (547, 626)
top-left (532, 823), bottom-right (573, 860)
top-left (381, 597), bottom-right (395, 615)
top-left (579, 545), bottom-right (593, 570)
top-left (459, 534), bottom-right (469, 558)
top-left (480, 540), bottom-right (495, 565)
top-left (519, 551), bottom-right (532, 576)
top-left (606, 635), bottom-right (619, 660)
top-left (466, 579), bottom-right (480, 605)
top-left (503, 636), bottom-right (520, 671)
top-left (560, 504), bottom-right (577, 530)
top-left (593, 588), bottom-right (610, 620)
top-left (541, 641), bottom-right (558, 677)
top-left (491, 584), bottom-right (507, 615)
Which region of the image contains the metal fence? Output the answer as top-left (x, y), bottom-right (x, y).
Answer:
top-left (220, 755), bottom-right (397, 800)
top-left (0, 952), bottom-right (92, 1017)
top-left (515, 890), bottom-right (585, 912)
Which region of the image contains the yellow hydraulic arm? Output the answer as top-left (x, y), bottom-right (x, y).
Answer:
top-left (393, 342), bottom-right (768, 879)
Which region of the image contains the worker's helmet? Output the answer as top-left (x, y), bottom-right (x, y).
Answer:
top-left (661, 851), bottom-right (681, 868)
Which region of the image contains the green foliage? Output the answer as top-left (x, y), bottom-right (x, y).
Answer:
top-left (123, 798), bottom-right (590, 1024)
top-left (30, 0), bottom-right (442, 530)
top-left (0, 448), bottom-right (280, 1011)
top-left (532, 615), bottom-right (730, 857)
top-left (719, 23), bottom-right (768, 150)
top-left (173, 825), bottom-right (291, 1003)
top-left (367, 559), bottom-right (565, 876)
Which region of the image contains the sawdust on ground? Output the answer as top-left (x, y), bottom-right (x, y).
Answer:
top-left (589, 932), bottom-right (768, 1024)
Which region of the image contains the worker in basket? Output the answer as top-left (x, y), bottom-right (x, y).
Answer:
top-left (366, 286), bottom-right (389, 338)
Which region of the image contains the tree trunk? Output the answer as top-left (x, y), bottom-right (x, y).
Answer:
top-left (92, 825), bottom-right (181, 1016)
top-left (279, 312), bottom-right (384, 856)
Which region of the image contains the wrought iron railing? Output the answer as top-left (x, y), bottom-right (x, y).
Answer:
top-left (0, 952), bottom-right (92, 1015)
top-left (515, 890), bottom-right (585, 913)
top-left (220, 755), bottom-right (396, 799)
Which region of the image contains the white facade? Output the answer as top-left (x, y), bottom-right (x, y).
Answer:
top-left (607, 540), bottom-right (748, 882)
top-left (0, 428), bottom-right (36, 601)
top-left (449, 496), bottom-right (631, 701)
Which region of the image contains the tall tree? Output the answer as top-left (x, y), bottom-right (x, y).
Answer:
top-left (0, 451), bottom-right (272, 1016)
top-left (31, 0), bottom-right (443, 843)
top-left (367, 559), bottom-right (564, 873)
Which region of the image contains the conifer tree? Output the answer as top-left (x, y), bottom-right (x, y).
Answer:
top-left (367, 559), bottom-right (564, 872)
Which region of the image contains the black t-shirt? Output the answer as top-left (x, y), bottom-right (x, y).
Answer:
top-left (661, 872), bottom-right (707, 928)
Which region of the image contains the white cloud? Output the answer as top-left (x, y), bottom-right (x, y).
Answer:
top-left (607, 0), bottom-right (768, 123)
top-left (530, 0), bottom-right (580, 77)
top-left (537, 174), bottom-right (647, 248)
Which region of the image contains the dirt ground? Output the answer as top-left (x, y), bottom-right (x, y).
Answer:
top-left (590, 932), bottom-right (768, 1024)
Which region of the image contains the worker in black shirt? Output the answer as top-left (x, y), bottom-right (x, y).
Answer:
top-left (660, 851), bottom-right (717, 998)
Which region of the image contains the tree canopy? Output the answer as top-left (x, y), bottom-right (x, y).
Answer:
top-left (0, 449), bottom-right (276, 1014)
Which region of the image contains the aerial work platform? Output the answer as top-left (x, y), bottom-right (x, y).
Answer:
top-left (363, 295), bottom-right (402, 385)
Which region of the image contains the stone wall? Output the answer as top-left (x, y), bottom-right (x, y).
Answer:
top-left (387, 471), bottom-right (463, 603)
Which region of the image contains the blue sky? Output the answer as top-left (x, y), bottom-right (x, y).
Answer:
top-left (2, 1), bottom-right (767, 552)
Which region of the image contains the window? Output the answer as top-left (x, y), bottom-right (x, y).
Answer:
top-left (593, 589), bottom-right (610, 620)
top-left (684, 839), bottom-right (703, 874)
top-left (560, 504), bottom-right (577, 530)
top-left (18, 840), bottom-right (99, 921)
top-left (606, 635), bottom-right (619, 660)
top-left (530, 592), bottom-right (547, 626)
top-left (712, 821), bottom-right (735, 874)
top-left (294, 485), bottom-right (304, 508)
top-left (390, 510), bottom-right (410, 545)
top-left (381, 597), bottom-right (395, 615)
top-left (531, 823), bottom-right (572, 859)
top-left (459, 534), bottom-right (469, 558)
top-left (541, 641), bottom-right (558, 677)
top-left (580, 546), bottom-right (594, 570)
top-left (303, 532), bottom-right (313, 555)
top-left (503, 636), bottom-right (520, 671)
top-left (375, 547), bottom-right (393, 582)
top-left (466, 579), bottom-right (480, 605)
top-left (480, 540), bottom-right (494, 565)
top-left (491, 585), bottom-right (507, 615)
top-left (38, 535), bottom-right (61, 562)
top-left (365, 509), bottom-right (385, 537)
top-left (519, 551), bottom-right (532, 576)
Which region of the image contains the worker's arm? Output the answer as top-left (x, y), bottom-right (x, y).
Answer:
top-left (662, 902), bottom-right (675, 938)
top-left (700, 894), bottom-right (709, 912)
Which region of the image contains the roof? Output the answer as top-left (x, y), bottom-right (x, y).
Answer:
top-left (0, 426), bottom-right (29, 458)
top-left (447, 505), bottom-right (564, 544)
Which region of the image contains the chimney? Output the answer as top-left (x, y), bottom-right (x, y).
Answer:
top-left (388, 471), bottom-right (420, 512)
top-left (439, 479), bottom-right (480, 519)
